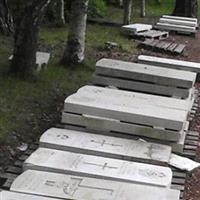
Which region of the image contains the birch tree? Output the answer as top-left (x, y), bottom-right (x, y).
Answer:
top-left (61, 0), bottom-right (89, 64)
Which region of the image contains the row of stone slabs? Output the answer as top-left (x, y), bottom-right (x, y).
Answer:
top-left (91, 58), bottom-right (196, 99)
top-left (155, 15), bottom-right (198, 35)
top-left (6, 127), bottom-right (179, 200)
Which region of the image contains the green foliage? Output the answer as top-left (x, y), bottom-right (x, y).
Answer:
top-left (88, 0), bottom-right (107, 18)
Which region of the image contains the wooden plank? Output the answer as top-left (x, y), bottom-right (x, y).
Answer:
top-left (167, 43), bottom-right (178, 52)
top-left (174, 44), bottom-right (186, 54)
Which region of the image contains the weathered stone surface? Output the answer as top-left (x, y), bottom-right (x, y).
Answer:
top-left (11, 170), bottom-right (180, 200)
top-left (95, 58), bottom-right (196, 88)
top-left (162, 15), bottom-right (198, 23)
top-left (138, 55), bottom-right (200, 73)
top-left (92, 74), bottom-right (190, 98)
top-left (64, 93), bottom-right (188, 131)
top-left (155, 22), bottom-right (196, 33)
top-left (0, 191), bottom-right (58, 200)
top-left (40, 128), bottom-right (172, 165)
top-left (159, 18), bottom-right (197, 27)
top-left (24, 148), bottom-right (173, 188)
top-left (62, 112), bottom-right (181, 142)
top-left (122, 23), bottom-right (152, 33)
top-left (77, 86), bottom-right (192, 111)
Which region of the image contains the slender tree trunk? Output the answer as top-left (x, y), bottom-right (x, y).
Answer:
top-left (0, 0), bottom-right (13, 35)
top-left (123, 0), bottom-right (132, 25)
top-left (141, 0), bottom-right (146, 17)
top-left (173, 0), bottom-right (198, 17)
top-left (61, 0), bottom-right (89, 65)
top-left (10, 0), bottom-right (51, 79)
top-left (60, 0), bottom-right (66, 25)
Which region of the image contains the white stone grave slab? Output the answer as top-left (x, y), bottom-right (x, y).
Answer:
top-left (61, 112), bottom-right (181, 142)
top-left (77, 86), bottom-right (192, 111)
top-left (0, 191), bottom-right (58, 200)
top-left (24, 148), bottom-right (173, 188)
top-left (11, 170), bottom-right (180, 200)
top-left (159, 18), bottom-right (197, 27)
top-left (169, 154), bottom-right (200, 171)
top-left (122, 23), bottom-right (152, 34)
top-left (95, 58), bottom-right (196, 88)
top-left (40, 128), bottom-right (172, 165)
top-left (155, 22), bottom-right (196, 33)
top-left (162, 15), bottom-right (198, 23)
top-left (64, 93), bottom-right (188, 131)
top-left (138, 55), bottom-right (200, 73)
top-left (92, 74), bottom-right (190, 98)
top-left (9, 52), bottom-right (50, 72)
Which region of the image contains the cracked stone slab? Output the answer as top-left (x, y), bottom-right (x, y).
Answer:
top-left (24, 148), bottom-right (173, 188)
top-left (169, 154), bottom-right (200, 171)
top-left (11, 170), bottom-right (180, 200)
top-left (40, 128), bottom-right (172, 165)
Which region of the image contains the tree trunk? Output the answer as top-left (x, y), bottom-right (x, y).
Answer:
top-left (10, 0), bottom-right (51, 79)
top-left (173, 0), bottom-right (198, 17)
top-left (61, 0), bottom-right (89, 65)
top-left (141, 0), bottom-right (146, 17)
top-left (0, 0), bottom-right (13, 35)
top-left (123, 0), bottom-right (132, 25)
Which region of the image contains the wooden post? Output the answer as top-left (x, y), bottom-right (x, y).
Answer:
top-left (141, 0), bottom-right (146, 17)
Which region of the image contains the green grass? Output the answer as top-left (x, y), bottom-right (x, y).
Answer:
top-left (0, 22), bottom-right (136, 147)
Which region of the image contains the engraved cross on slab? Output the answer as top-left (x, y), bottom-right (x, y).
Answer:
top-left (90, 139), bottom-right (123, 147)
top-left (44, 177), bottom-right (114, 197)
top-left (83, 161), bottom-right (118, 170)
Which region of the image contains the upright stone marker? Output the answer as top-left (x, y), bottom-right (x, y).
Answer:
top-left (11, 170), bottom-right (180, 200)
top-left (24, 148), bottom-right (173, 188)
top-left (0, 191), bottom-right (59, 200)
top-left (40, 128), bottom-right (172, 165)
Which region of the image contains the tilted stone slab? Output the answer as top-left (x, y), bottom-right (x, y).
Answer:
top-left (64, 93), bottom-right (188, 131)
top-left (138, 55), bottom-right (200, 73)
top-left (155, 22), bottom-right (196, 33)
top-left (162, 15), bottom-right (198, 23)
top-left (0, 191), bottom-right (59, 200)
top-left (122, 23), bottom-right (152, 34)
top-left (159, 18), bottom-right (197, 27)
top-left (95, 58), bottom-right (196, 88)
top-left (92, 74), bottom-right (190, 99)
top-left (62, 112), bottom-right (181, 142)
top-left (11, 170), bottom-right (180, 200)
top-left (40, 128), bottom-right (172, 165)
top-left (77, 86), bottom-right (193, 112)
top-left (24, 148), bottom-right (173, 188)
